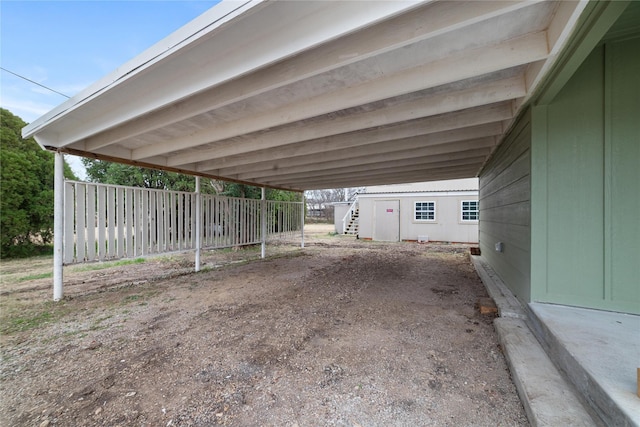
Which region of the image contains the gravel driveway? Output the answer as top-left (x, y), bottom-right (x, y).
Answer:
top-left (0, 225), bottom-right (528, 426)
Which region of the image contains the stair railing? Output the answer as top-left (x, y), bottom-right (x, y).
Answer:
top-left (342, 199), bottom-right (359, 234)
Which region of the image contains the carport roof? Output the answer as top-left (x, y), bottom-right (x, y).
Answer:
top-left (23, 0), bottom-right (588, 191)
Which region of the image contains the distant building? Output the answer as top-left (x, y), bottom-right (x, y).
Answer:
top-left (338, 178), bottom-right (479, 243)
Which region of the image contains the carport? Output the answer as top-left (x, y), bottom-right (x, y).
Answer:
top-left (21, 0), bottom-right (587, 301)
top-left (20, 2), bottom-right (640, 424)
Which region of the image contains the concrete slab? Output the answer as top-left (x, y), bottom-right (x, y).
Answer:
top-left (529, 303), bottom-right (640, 427)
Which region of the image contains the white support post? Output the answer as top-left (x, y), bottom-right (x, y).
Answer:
top-left (261, 187), bottom-right (266, 259)
top-left (195, 177), bottom-right (201, 272)
top-left (301, 193), bottom-right (305, 248)
top-left (53, 152), bottom-right (64, 301)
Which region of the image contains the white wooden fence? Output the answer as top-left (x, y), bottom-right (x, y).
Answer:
top-left (63, 181), bottom-right (303, 264)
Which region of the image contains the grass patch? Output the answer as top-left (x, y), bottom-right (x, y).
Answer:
top-left (123, 294), bottom-right (142, 303)
top-left (71, 257), bottom-right (146, 272)
top-left (0, 301), bottom-right (72, 335)
top-left (6, 311), bottom-right (53, 332)
top-left (18, 272), bottom-right (53, 282)
top-left (121, 289), bottom-right (158, 305)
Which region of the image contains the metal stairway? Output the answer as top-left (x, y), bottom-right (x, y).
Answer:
top-left (343, 204), bottom-right (359, 235)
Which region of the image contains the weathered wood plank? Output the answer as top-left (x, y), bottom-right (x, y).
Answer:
top-left (64, 182), bottom-right (75, 264)
top-left (86, 185), bottom-right (96, 261)
top-left (97, 186), bottom-right (106, 261)
top-left (75, 183), bottom-right (86, 262)
top-left (107, 186), bottom-right (116, 258)
top-left (117, 187), bottom-right (125, 258)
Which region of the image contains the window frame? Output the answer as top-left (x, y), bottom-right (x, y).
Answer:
top-left (414, 201), bottom-right (436, 222)
top-left (461, 200), bottom-right (479, 222)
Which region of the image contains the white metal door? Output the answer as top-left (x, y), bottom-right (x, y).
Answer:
top-left (374, 200), bottom-right (400, 241)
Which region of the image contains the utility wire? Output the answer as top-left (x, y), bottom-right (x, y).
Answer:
top-left (1, 66), bottom-right (71, 99)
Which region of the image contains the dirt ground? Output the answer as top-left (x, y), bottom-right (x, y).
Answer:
top-left (0, 224), bottom-right (528, 426)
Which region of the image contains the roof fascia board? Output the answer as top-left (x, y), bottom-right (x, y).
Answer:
top-left (23, 0), bottom-right (423, 147)
top-left (359, 191), bottom-right (478, 198)
top-left (22, 0), bottom-right (261, 141)
top-left (54, 145), bottom-right (301, 193)
top-left (534, 0), bottom-right (630, 105)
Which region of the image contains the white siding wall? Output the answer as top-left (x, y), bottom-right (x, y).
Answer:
top-left (333, 202), bottom-right (351, 234)
top-left (358, 193), bottom-right (478, 243)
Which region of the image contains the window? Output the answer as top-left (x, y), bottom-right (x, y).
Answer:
top-left (461, 200), bottom-right (479, 221)
top-left (415, 201), bottom-right (435, 221)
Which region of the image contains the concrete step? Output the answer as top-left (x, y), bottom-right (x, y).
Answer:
top-left (495, 318), bottom-right (600, 427)
top-left (527, 303), bottom-right (640, 427)
top-left (471, 256), bottom-right (602, 427)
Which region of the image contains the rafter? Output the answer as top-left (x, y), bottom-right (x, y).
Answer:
top-left (179, 103), bottom-right (509, 174)
top-left (246, 150), bottom-right (492, 183)
top-left (200, 130), bottom-right (499, 178)
top-left (290, 165), bottom-right (483, 190)
top-left (133, 31), bottom-right (547, 161)
top-left (80, 0), bottom-right (536, 153)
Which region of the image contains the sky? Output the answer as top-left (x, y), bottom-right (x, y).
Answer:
top-left (1, 0), bottom-right (220, 178)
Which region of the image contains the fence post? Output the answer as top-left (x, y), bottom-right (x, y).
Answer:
top-left (301, 193), bottom-right (305, 248)
top-left (195, 177), bottom-right (201, 272)
top-left (53, 152), bottom-right (65, 301)
top-left (261, 187), bottom-right (266, 259)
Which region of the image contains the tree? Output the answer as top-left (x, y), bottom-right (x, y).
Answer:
top-left (0, 108), bottom-right (77, 257)
top-left (82, 159), bottom-right (301, 201)
top-left (82, 159), bottom-right (195, 191)
top-left (305, 188), bottom-right (362, 220)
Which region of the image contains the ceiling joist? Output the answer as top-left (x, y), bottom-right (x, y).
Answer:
top-left (24, 0), bottom-right (589, 191)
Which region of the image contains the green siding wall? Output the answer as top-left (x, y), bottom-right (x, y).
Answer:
top-left (607, 37), bottom-right (640, 309)
top-left (531, 36), bottom-right (640, 314)
top-left (479, 111), bottom-right (531, 304)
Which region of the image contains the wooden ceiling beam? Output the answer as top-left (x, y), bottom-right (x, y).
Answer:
top-left (134, 31), bottom-right (546, 161)
top-left (290, 165), bottom-right (482, 190)
top-left (168, 99), bottom-right (513, 168)
top-left (202, 132), bottom-right (499, 178)
top-left (81, 0), bottom-right (535, 152)
top-left (250, 152), bottom-right (491, 184)
top-left (231, 138), bottom-right (496, 180)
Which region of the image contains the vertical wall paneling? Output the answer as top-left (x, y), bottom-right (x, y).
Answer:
top-left (165, 192), bottom-right (171, 251)
top-left (135, 189), bottom-right (142, 256)
top-left (75, 183), bottom-right (86, 262)
top-left (156, 191), bottom-right (161, 253)
top-left (60, 182), bottom-right (303, 265)
top-left (97, 186), bottom-right (106, 261)
top-left (86, 185), bottom-right (96, 261)
top-left (177, 193), bottom-right (183, 251)
top-left (125, 188), bottom-right (134, 258)
top-left (530, 35), bottom-right (639, 313)
top-left (64, 182), bottom-right (75, 263)
top-left (530, 106), bottom-right (548, 299)
top-left (141, 190), bottom-right (148, 256)
top-left (607, 36), bottom-right (640, 309)
top-left (116, 188), bottom-right (125, 258)
top-left (107, 186), bottom-right (115, 258)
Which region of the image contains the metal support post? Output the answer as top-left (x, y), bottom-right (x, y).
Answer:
top-left (301, 192), bottom-right (305, 248)
top-left (261, 187), bottom-right (266, 259)
top-left (53, 152), bottom-right (65, 301)
top-left (195, 176), bottom-right (201, 272)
